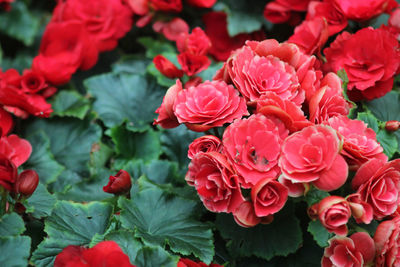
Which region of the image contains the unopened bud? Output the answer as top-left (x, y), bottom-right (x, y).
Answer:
top-left (385, 120), bottom-right (400, 131)
top-left (233, 201), bottom-right (261, 228)
top-left (15, 170), bottom-right (39, 197)
top-left (103, 169), bottom-right (132, 195)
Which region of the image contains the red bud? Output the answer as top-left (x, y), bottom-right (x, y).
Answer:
top-left (103, 169), bottom-right (132, 195)
top-left (385, 120), bottom-right (400, 131)
top-left (153, 55), bottom-right (184, 79)
top-left (233, 201), bottom-right (261, 228)
top-left (15, 170), bottom-right (39, 197)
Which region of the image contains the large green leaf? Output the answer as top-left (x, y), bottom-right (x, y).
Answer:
top-left (160, 125), bottom-right (202, 174)
top-left (0, 213), bottom-right (25, 236)
top-left (307, 220), bottom-right (333, 247)
top-left (85, 73), bottom-right (165, 132)
top-left (50, 90), bottom-right (90, 119)
top-left (56, 169), bottom-right (112, 202)
top-left (369, 14), bottom-right (390, 28)
top-left (109, 125), bottom-right (161, 162)
top-left (365, 91), bottom-right (400, 121)
top-left (137, 37), bottom-right (176, 59)
top-left (358, 103), bottom-right (399, 158)
top-left (49, 169), bottom-right (81, 194)
top-left (213, 0), bottom-right (265, 36)
top-left (44, 201), bottom-right (113, 244)
top-left (395, 131), bottom-right (400, 152)
top-left (25, 118), bottom-right (102, 176)
top-left (0, 236), bottom-right (31, 267)
top-left (252, 230), bottom-right (323, 267)
top-left (198, 62), bottom-right (224, 82)
top-left (357, 112), bottom-right (379, 132)
top-left (105, 230), bottom-right (143, 263)
top-left (143, 160), bottom-right (179, 184)
top-left (0, 2), bottom-right (40, 45)
top-left (31, 239), bottom-right (68, 267)
top-left (377, 129), bottom-right (398, 158)
top-left (1, 52), bottom-right (34, 73)
top-left (31, 201), bottom-right (113, 266)
top-left (26, 183), bottom-right (57, 219)
top-left (118, 178), bottom-right (214, 263)
top-left (24, 132), bottom-right (64, 185)
top-left (216, 203), bottom-right (302, 261)
top-left (134, 246), bottom-right (180, 267)
top-left (112, 56), bottom-right (151, 75)
top-left (304, 187), bottom-right (330, 206)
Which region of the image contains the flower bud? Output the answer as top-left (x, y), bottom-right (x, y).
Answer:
top-left (15, 170), bottom-right (39, 197)
top-left (317, 196), bottom-right (351, 236)
top-left (233, 201), bottom-right (261, 228)
top-left (103, 169), bottom-right (132, 195)
top-left (153, 55), bottom-right (183, 79)
top-left (385, 120), bottom-right (400, 131)
top-left (346, 193), bottom-right (373, 224)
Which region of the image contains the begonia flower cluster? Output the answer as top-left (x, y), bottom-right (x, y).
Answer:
top-left (155, 35), bottom-right (400, 265)
top-left (152, 0), bottom-right (400, 260)
top-left (2, 0), bottom-right (400, 265)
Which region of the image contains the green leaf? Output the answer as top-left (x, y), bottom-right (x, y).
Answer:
top-left (143, 160), bottom-right (179, 184)
top-left (31, 201), bottom-right (113, 266)
top-left (112, 56), bottom-right (151, 75)
top-left (160, 125), bottom-right (202, 174)
top-left (109, 125), bottom-right (161, 162)
top-left (26, 118), bottom-right (102, 176)
top-left (1, 52), bottom-right (34, 73)
top-left (134, 246), bottom-right (180, 267)
top-left (105, 230), bottom-right (143, 263)
top-left (307, 220), bottom-right (333, 247)
top-left (261, 230), bottom-right (323, 267)
top-left (0, 2), bottom-right (40, 45)
top-left (50, 90), bottom-right (90, 119)
top-left (216, 203), bottom-right (302, 261)
top-left (49, 169), bottom-right (81, 194)
top-left (394, 131), bottom-right (400, 152)
top-left (357, 112), bottom-right (379, 132)
top-left (112, 159), bottom-right (144, 180)
top-left (360, 220), bottom-right (379, 237)
top-left (365, 91), bottom-right (400, 121)
top-left (214, 1), bottom-right (264, 36)
top-left (304, 187), bottom-right (330, 206)
top-left (24, 132), bottom-right (64, 185)
top-left (337, 69), bottom-right (357, 118)
top-left (377, 129), bottom-right (398, 158)
top-left (45, 201), bottom-right (113, 244)
top-left (370, 13), bottom-right (390, 28)
top-left (337, 69), bottom-right (349, 87)
top-left (26, 183), bottom-right (57, 219)
top-left (31, 239), bottom-right (68, 267)
top-left (0, 236), bottom-right (31, 267)
top-left (0, 213), bottom-right (25, 236)
top-left (198, 62), bottom-right (224, 81)
top-left (85, 73), bottom-right (165, 132)
top-left (89, 142), bottom-right (114, 177)
top-left (118, 178), bottom-right (214, 263)
top-left (227, 11), bottom-right (263, 36)
top-left (138, 37), bottom-right (176, 58)
top-left (56, 169), bottom-right (112, 202)
top-left (112, 158), bottom-right (178, 185)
